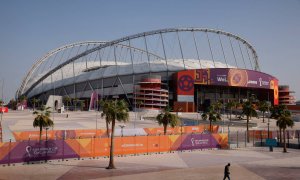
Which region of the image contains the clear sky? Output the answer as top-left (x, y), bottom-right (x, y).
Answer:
top-left (0, 0), bottom-right (299, 102)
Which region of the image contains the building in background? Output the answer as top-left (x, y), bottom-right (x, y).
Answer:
top-left (279, 85), bottom-right (296, 105)
top-left (17, 28), bottom-right (281, 112)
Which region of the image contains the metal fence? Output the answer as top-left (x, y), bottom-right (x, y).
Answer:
top-left (228, 130), bottom-right (300, 149)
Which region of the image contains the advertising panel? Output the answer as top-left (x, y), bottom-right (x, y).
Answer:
top-left (0, 107), bottom-right (8, 113)
top-left (195, 68), bottom-right (277, 90)
top-left (176, 70), bottom-right (195, 96)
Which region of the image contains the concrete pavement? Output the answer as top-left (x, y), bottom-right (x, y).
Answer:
top-left (0, 147), bottom-right (300, 180)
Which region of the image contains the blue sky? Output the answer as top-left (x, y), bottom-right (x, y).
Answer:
top-left (0, 0), bottom-right (299, 102)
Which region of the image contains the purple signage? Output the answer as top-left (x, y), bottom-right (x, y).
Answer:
top-left (178, 134), bottom-right (219, 150)
top-left (0, 140), bottom-right (78, 164)
top-left (195, 68), bottom-right (277, 89)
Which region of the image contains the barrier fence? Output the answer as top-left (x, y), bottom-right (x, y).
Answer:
top-left (228, 130), bottom-right (300, 149)
top-left (0, 132), bottom-right (228, 165)
top-left (12, 125), bottom-right (220, 141)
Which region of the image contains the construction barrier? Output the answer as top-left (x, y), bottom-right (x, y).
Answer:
top-left (12, 125), bottom-right (219, 141)
top-left (0, 132), bottom-right (228, 165)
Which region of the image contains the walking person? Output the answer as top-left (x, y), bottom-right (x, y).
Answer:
top-left (223, 163), bottom-right (230, 180)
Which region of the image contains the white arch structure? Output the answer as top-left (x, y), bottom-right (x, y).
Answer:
top-left (18, 28), bottom-right (260, 100)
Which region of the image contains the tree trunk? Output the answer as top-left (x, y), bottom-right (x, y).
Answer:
top-left (106, 121), bottom-right (110, 138)
top-left (279, 128), bottom-right (282, 144)
top-left (229, 108), bottom-right (232, 121)
top-left (107, 120), bottom-right (116, 169)
top-left (283, 128), bottom-right (287, 153)
top-left (247, 116), bottom-right (249, 142)
top-left (39, 126), bottom-right (43, 142)
top-left (209, 120), bottom-right (212, 132)
top-left (262, 112), bottom-right (265, 123)
top-left (33, 102), bottom-right (35, 111)
top-left (163, 124), bottom-right (167, 135)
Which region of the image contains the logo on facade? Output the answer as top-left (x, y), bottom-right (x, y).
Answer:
top-left (25, 145), bottom-right (58, 157)
top-left (179, 75), bottom-right (194, 91)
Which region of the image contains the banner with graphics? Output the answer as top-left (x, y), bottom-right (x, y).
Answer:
top-left (175, 70), bottom-right (195, 102)
top-left (13, 125), bottom-right (219, 141)
top-left (195, 68), bottom-right (278, 89)
top-left (0, 133), bottom-right (228, 164)
top-left (196, 68), bottom-right (279, 105)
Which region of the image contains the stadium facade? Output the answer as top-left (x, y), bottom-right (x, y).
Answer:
top-left (17, 28), bottom-right (279, 112)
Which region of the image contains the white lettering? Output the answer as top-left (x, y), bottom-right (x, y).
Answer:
top-left (121, 144), bottom-right (144, 147)
top-left (216, 76), bottom-right (228, 82)
top-left (26, 146), bottom-right (58, 157)
top-left (247, 80), bottom-right (257, 85)
top-left (191, 138), bottom-right (209, 146)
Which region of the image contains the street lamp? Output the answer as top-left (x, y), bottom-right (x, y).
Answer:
top-left (266, 101), bottom-right (271, 139)
top-left (119, 125), bottom-right (126, 137)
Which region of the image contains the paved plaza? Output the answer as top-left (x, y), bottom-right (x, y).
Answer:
top-left (1, 110), bottom-right (300, 142)
top-left (0, 147), bottom-right (300, 180)
top-left (1, 110), bottom-right (300, 180)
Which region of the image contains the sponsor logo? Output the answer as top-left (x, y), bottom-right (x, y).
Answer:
top-left (26, 145), bottom-right (58, 157)
top-left (247, 80), bottom-right (258, 85)
top-left (258, 78), bottom-right (269, 86)
top-left (216, 75), bottom-right (228, 82)
top-left (191, 138), bottom-right (209, 146)
top-left (178, 75), bottom-right (194, 91)
top-left (248, 78), bottom-right (269, 87)
top-left (121, 144), bottom-right (144, 147)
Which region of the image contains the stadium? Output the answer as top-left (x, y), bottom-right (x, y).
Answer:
top-left (17, 27), bottom-right (279, 112)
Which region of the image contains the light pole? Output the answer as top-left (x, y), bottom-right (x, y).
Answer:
top-left (267, 101), bottom-right (271, 139)
top-left (119, 125), bottom-right (126, 137)
top-left (1, 79), bottom-right (4, 124)
top-left (0, 79), bottom-right (4, 143)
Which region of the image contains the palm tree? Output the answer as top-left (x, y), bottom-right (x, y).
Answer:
top-left (33, 105), bottom-right (54, 141)
top-left (202, 103), bottom-right (221, 132)
top-left (156, 106), bottom-right (180, 135)
top-left (8, 99), bottom-right (17, 110)
top-left (18, 95), bottom-right (27, 103)
top-left (136, 100), bottom-right (144, 120)
top-left (258, 101), bottom-right (269, 123)
top-left (80, 100), bottom-right (85, 111)
top-left (101, 99), bottom-right (129, 169)
top-left (225, 101), bottom-right (236, 121)
top-left (73, 98), bottom-right (78, 111)
top-left (99, 100), bottom-right (110, 137)
top-left (271, 105), bottom-right (289, 143)
top-left (241, 101), bottom-right (258, 142)
top-left (276, 109), bottom-right (294, 152)
top-left (31, 98), bottom-right (40, 111)
top-left (214, 101), bottom-right (223, 114)
top-left (63, 96), bottom-right (71, 111)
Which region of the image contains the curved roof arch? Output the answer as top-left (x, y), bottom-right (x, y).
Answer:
top-left (18, 41), bottom-right (164, 97)
top-left (19, 27), bottom-right (260, 98)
